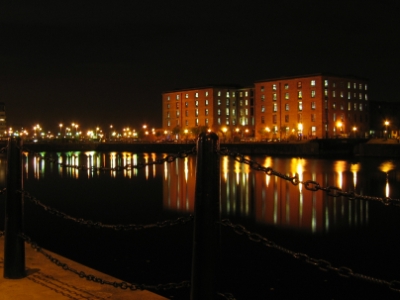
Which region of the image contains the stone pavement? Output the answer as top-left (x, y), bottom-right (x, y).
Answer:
top-left (0, 237), bottom-right (167, 300)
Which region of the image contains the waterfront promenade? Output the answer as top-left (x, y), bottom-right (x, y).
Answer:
top-left (0, 238), bottom-right (167, 300)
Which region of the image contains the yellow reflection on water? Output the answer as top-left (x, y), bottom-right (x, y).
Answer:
top-left (350, 163), bottom-right (360, 189)
top-left (333, 161), bottom-right (346, 188)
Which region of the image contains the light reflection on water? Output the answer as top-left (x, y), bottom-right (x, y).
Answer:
top-left (7, 152), bottom-right (400, 234)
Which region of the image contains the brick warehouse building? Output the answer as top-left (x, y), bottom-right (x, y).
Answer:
top-left (162, 74), bottom-right (369, 141)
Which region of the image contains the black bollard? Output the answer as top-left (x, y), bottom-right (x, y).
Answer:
top-left (4, 137), bottom-right (25, 278)
top-left (191, 132), bottom-right (221, 300)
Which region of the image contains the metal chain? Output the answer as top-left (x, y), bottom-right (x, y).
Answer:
top-left (17, 233), bottom-right (191, 291)
top-left (218, 148), bottom-right (400, 207)
top-left (220, 219), bottom-right (400, 293)
top-left (23, 147), bottom-right (197, 172)
top-left (18, 189), bottom-right (193, 230)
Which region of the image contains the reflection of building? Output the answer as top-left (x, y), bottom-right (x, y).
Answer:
top-left (162, 74), bottom-right (370, 141)
top-left (0, 102), bottom-right (6, 137)
top-left (162, 155), bottom-right (369, 233)
top-left (162, 86), bottom-right (255, 141)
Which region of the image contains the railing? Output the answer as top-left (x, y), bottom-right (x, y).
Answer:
top-left (2, 133), bottom-right (400, 299)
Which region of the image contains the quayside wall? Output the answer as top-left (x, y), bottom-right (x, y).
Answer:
top-left (1, 139), bottom-right (399, 158)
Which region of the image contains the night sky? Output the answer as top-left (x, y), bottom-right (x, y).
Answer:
top-left (1, 1), bottom-right (399, 132)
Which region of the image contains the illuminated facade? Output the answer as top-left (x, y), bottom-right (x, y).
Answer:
top-left (255, 74), bottom-right (370, 140)
top-left (162, 74), bottom-right (370, 141)
top-left (162, 86), bottom-right (255, 141)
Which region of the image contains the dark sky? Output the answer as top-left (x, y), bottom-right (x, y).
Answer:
top-left (1, 1), bottom-right (399, 132)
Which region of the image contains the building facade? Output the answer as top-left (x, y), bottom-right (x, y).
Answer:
top-left (162, 74), bottom-right (370, 141)
top-left (162, 86), bottom-right (255, 141)
top-left (254, 74), bottom-right (370, 140)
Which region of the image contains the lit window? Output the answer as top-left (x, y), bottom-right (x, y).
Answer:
top-left (261, 86), bottom-right (264, 92)
top-left (272, 84), bottom-right (277, 91)
top-left (218, 99), bottom-right (221, 105)
top-left (245, 108), bottom-right (249, 115)
top-left (167, 96), bottom-right (170, 101)
top-left (353, 83), bottom-right (357, 89)
top-left (176, 95), bottom-right (180, 100)
top-left (232, 119), bottom-right (236, 125)
top-left (185, 102), bottom-right (188, 107)
top-left (195, 109), bottom-right (199, 116)
top-left (167, 104), bottom-right (170, 109)
top-left (205, 118), bottom-right (209, 124)
top-left (332, 103), bottom-right (336, 109)
top-left (332, 91), bottom-right (336, 97)
top-left (167, 112), bottom-right (170, 118)
top-left (365, 94), bottom-right (368, 101)
top-left (359, 104), bottom-right (363, 111)
top-left (245, 99), bottom-right (249, 106)
top-left (285, 93), bottom-right (289, 100)
top-left (239, 92), bottom-right (243, 97)
top-left (354, 103), bottom-right (357, 110)
top-left (348, 102), bottom-right (351, 110)
top-left (298, 102), bottom-right (302, 111)
top-left (261, 94), bottom-right (265, 101)
top-left (205, 91), bottom-right (209, 97)
top-left (311, 126), bottom-right (316, 135)
top-left (232, 109), bottom-right (236, 116)
top-left (195, 100), bottom-right (199, 107)
top-left (167, 120), bottom-right (171, 127)
top-left (324, 80), bottom-right (328, 87)
top-left (205, 109), bottom-right (209, 116)
top-left (340, 104), bottom-right (344, 110)
top-left (359, 83), bottom-right (362, 90)
top-left (226, 91), bottom-right (230, 98)
top-left (226, 108), bottom-right (230, 116)
top-left (311, 80), bottom-right (316, 86)
top-left (239, 100), bottom-right (243, 106)
top-left (311, 90), bottom-right (316, 98)
top-left (285, 103), bottom-right (289, 111)
top-left (205, 100), bottom-right (209, 106)
top-left (218, 91), bottom-right (221, 96)
top-left (218, 118), bottom-right (221, 125)
top-left (284, 84), bottom-right (289, 89)
top-left (176, 111), bottom-right (180, 117)
top-left (195, 92), bottom-right (199, 98)
top-left (359, 93), bottom-right (362, 100)
top-left (347, 92), bottom-right (351, 99)
top-left (347, 82), bottom-right (351, 89)
top-left (273, 103), bottom-right (278, 112)
top-left (333, 113), bottom-right (336, 121)
top-left (196, 119), bottom-right (199, 126)
top-left (311, 102), bottom-right (316, 109)
top-left (226, 118), bottom-right (230, 125)
top-left (226, 99), bottom-right (230, 106)
top-left (245, 91), bottom-right (248, 97)
top-left (298, 81), bottom-right (302, 88)
top-left (324, 89), bottom-right (328, 97)
top-left (218, 109), bottom-right (221, 115)
top-left (365, 84), bottom-right (368, 91)
top-left (185, 93), bottom-right (189, 99)
top-left (232, 92), bottom-right (235, 97)
top-left (298, 91), bottom-right (302, 99)
top-left (261, 105), bottom-right (265, 112)
top-left (273, 93), bottom-right (277, 100)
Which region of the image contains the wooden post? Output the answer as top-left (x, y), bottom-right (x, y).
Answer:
top-left (191, 132), bottom-right (221, 299)
top-left (4, 137), bottom-right (25, 278)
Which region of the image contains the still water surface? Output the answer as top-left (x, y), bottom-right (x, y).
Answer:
top-left (1, 151), bottom-right (400, 299)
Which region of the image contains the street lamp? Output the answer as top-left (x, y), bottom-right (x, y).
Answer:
top-left (384, 120), bottom-right (389, 139)
top-left (352, 127), bottom-right (357, 138)
top-left (336, 121), bottom-right (342, 138)
top-left (59, 123), bottom-right (63, 137)
top-left (184, 128), bottom-right (188, 143)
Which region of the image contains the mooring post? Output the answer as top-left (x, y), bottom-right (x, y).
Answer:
top-left (4, 137), bottom-right (25, 278)
top-left (191, 132), bottom-right (221, 300)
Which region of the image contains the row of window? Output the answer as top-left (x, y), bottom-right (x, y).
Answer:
top-left (260, 90), bottom-right (368, 101)
top-left (260, 113), bottom-right (368, 125)
top-left (261, 81), bottom-right (368, 92)
top-left (166, 90), bottom-right (252, 101)
top-left (166, 107), bottom-right (253, 118)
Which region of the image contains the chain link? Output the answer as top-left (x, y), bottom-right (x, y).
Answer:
top-left (18, 189), bottom-right (193, 230)
top-left (220, 219), bottom-right (400, 293)
top-left (218, 148), bottom-right (400, 207)
top-left (23, 147), bottom-right (197, 172)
